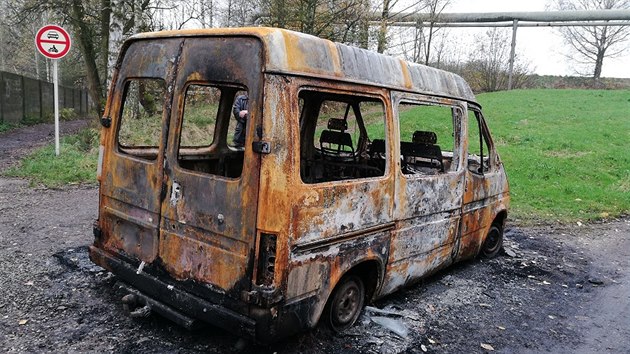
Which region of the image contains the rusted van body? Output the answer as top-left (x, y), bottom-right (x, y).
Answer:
top-left (90, 27), bottom-right (509, 342)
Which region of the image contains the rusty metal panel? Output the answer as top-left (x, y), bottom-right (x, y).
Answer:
top-left (157, 37), bottom-right (264, 297)
top-left (127, 28), bottom-right (477, 103)
top-left (97, 38), bottom-right (183, 264)
top-left (379, 92), bottom-right (468, 296)
top-left (286, 230), bottom-right (390, 326)
top-left (458, 107), bottom-right (510, 261)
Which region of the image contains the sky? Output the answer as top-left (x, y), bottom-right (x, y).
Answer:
top-left (416, 0), bottom-right (630, 78)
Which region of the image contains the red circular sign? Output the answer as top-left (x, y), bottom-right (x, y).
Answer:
top-left (35, 25), bottom-right (71, 59)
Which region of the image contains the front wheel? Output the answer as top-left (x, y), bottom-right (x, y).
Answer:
top-left (324, 274), bottom-right (365, 332)
top-left (481, 224), bottom-right (503, 258)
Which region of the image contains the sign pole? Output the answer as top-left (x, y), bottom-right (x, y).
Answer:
top-left (53, 59), bottom-right (60, 156)
top-left (35, 25), bottom-right (71, 157)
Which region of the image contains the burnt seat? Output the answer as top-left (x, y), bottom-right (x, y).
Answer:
top-left (316, 118), bottom-right (356, 180)
top-left (319, 118), bottom-right (355, 160)
top-left (320, 130), bottom-right (355, 158)
top-left (401, 130), bottom-right (444, 172)
top-left (369, 139), bottom-right (386, 156)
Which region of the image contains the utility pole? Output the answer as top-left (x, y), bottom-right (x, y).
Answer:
top-left (507, 20), bottom-right (518, 90)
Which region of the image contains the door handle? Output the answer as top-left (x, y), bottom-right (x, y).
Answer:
top-left (170, 182), bottom-right (182, 205)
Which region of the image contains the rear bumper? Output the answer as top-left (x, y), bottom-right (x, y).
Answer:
top-left (89, 245), bottom-right (257, 338)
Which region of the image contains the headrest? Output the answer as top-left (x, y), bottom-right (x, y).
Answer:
top-left (327, 118), bottom-right (348, 131)
top-left (320, 130), bottom-right (353, 147)
top-left (413, 130), bottom-right (437, 144)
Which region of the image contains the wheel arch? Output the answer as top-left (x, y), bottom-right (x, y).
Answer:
top-left (493, 209), bottom-right (508, 229)
top-left (342, 259), bottom-right (382, 303)
top-left (318, 258), bottom-right (383, 331)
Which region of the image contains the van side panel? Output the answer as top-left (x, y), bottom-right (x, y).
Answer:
top-left (458, 148), bottom-right (510, 260)
top-left (256, 76), bottom-right (394, 325)
top-left (254, 74), bottom-right (294, 290)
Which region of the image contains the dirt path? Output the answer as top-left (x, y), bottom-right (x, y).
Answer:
top-left (1, 122), bottom-right (629, 353)
top-left (0, 119), bottom-right (90, 172)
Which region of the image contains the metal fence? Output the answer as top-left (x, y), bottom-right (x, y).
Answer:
top-left (0, 71), bottom-right (90, 125)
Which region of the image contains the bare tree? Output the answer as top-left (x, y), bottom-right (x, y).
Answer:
top-left (551, 0), bottom-right (630, 79)
top-left (377, 0), bottom-right (393, 53)
top-left (421, 0), bottom-right (450, 65)
top-left (463, 28), bottom-right (532, 92)
top-left (257, 0), bottom-right (371, 45)
top-left (220, 0), bottom-right (256, 27)
top-left (386, 0), bottom-right (451, 63)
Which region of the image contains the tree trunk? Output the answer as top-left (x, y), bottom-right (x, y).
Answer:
top-left (424, 24), bottom-right (434, 65)
top-left (107, 0), bottom-right (124, 89)
top-left (593, 28), bottom-right (607, 79)
top-left (377, 0), bottom-right (391, 53)
top-left (593, 50), bottom-right (604, 79)
top-left (101, 0), bottom-right (111, 92)
top-left (71, 0), bottom-right (103, 116)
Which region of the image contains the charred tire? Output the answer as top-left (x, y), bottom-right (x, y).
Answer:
top-left (324, 274), bottom-right (365, 332)
top-left (481, 224), bottom-right (503, 258)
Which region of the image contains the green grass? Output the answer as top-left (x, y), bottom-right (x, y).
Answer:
top-left (478, 89), bottom-right (630, 222)
top-left (5, 128), bottom-right (99, 188)
top-left (0, 122), bottom-right (20, 133)
top-left (6, 89), bottom-right (629, 223)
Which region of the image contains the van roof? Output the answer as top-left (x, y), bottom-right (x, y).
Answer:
top-left (130, 27), bottom-right (477, 103)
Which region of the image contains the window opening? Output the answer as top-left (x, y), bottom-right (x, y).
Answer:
top-left (299, 91), bottom-right (386, 184)
top-left (117, 78), bottom-right (166, 160)
top-left (467, 109), bottom-right (491, 174)
top-left (397, 102), bottom-right (458, 175)
top-left (177, 84), bottom-right (247, 178)
top-left (229, 90), bottom-right (249, 149)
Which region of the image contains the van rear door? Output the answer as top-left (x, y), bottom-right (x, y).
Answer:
top-left (99, 38), bottom-right (182, 264)
top-left (158, 37), bottom-right (263, 301)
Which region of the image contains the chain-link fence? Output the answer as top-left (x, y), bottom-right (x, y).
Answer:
top-left (0, 71), bottom-right (90, 124)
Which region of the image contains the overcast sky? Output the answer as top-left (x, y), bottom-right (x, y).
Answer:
top-left (441, 0), bottom-right (630, 78)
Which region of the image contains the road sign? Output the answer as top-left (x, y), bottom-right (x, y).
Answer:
top-left (35, 25), bottom-right (72, 156)
top-left (35, 25), bottom-right (71, 60)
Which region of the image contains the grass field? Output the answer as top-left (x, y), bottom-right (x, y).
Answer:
top-left (478, 89), bottom-right (630, 222)
top-left (5, 89), bottom-right (629, 222)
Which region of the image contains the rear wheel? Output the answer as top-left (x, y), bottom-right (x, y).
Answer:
top-left (325, 274), bottom-right (365, 332)
top-left (481, 224), bottom-right (503, 258)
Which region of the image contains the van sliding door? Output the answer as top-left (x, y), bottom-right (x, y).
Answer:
top-left (383, 94), bottom-right (466, 294)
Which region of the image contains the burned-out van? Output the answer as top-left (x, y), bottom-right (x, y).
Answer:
top-left (90, 27), bottom-right (509, 342)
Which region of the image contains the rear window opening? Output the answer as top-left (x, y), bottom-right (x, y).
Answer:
top-left (117, 78), bottom-right (166, 160)
top-left (299, 90), bottom-right (387, 184)
top-left (176, 84), bottom-right (248, 178)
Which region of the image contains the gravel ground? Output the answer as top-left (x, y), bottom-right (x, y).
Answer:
top-left (1, 121), bottom-right (629, 353)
